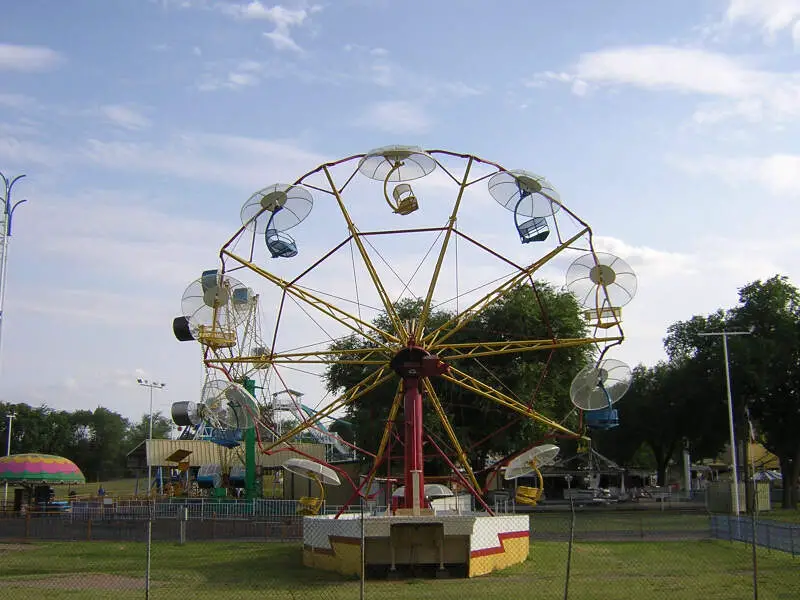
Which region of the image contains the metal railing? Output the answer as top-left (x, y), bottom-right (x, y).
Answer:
top-left (710, 513), bottom-right (799, 556)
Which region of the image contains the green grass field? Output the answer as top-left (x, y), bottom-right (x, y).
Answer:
top-left (0, 539), bottom-right (797, 600)
top-left (765, 509), bottom-right (800, 524)
top-left (55, 478), bottom-right (141, 499)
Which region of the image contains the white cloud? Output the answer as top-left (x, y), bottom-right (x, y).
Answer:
top-left (100, 104), bottom-right (152, 130)
top-left (0, 136), bottom-right (63, 167)
top-left (671, 153), bottom-right (800, 196)
top-left (220, 2), bottom-right (322, 52)
top-left (197, 59), bottom-right (269, 91)
top-left (536, 45), bottom-right (800, 124)
top-left (344, 45), bottom-right (483, 100)
top-left (79, 132), bottom-right (330, 190)
top-left (354, 100), bottom-right (431, 135)
top-left (724, 0), bottom-right (800, 46)
top-left (0, 43), bottom-right (64, 72)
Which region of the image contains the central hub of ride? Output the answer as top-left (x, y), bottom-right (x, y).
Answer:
top-left (389, 344), bottom-right (450, 514)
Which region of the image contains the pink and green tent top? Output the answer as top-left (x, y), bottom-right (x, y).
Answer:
top-left (0, 453), bottom-right (85, 485)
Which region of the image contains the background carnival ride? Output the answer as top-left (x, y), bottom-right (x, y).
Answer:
top-left (169, 146), bottom-right (638, 575)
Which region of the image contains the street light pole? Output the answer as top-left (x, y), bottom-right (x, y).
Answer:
top-left (3, 410), bottom-right (16, 509)
top-left (698, 328), bottom-right (753, 516)
top-left (0, 173), bottom-right (29, 375)
top-left (137, 378), bottom-right (166, 495)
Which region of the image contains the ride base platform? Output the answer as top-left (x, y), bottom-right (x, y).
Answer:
top-left (302, 512), bottom-right (529, 578)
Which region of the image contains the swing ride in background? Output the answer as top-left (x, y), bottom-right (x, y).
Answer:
top-left (168, 145), bottom-right (638, 578)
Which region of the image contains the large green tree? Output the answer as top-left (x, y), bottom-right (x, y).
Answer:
top-left (728, 276), bottom-right (800, 508)
top-left (324, 283), bottom-right (592, 480)
top-left (125, 411), bottom-right (173, 446)
top-left (658, 275), bottom-right (800, 509)
top-left (596, 358), bottom-right (728, 486)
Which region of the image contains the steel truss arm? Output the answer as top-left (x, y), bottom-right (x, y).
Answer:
top-left (441, 366), bottom-right (585, 439)
top-left (222, 249), bottom-right (398, 347)
top-left (422, 379), bottom-right (482, 493)
top-left (259, 366), bottom-right (393, 453)
top-left (422, 227), bottom-right (590, 347)
top-left (433, 336), bottom-right (622, 360)
top-left (208, 346), bottom-right (392, 366)
top-left (323, 166), bottom-right (408, 341)
top-left (413, 157), bottom-right (473, 340)
top-left (361, 383), bottom-right (404, 499)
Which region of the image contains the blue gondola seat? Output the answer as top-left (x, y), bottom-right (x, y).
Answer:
top-left (585, 408), bottom-right (619, 430)
top-left (209, 428), bottom-right (242, 448)
top-left (516, 216), bottom-right (550, 243)
top-left (266, 228), bottom-right (298, 258)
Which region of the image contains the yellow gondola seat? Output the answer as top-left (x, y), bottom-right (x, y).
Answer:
top-left (297, 496), bottom-right (323, 515)
top-left (392, 184), bottom-right (419, 215)
top-left (516, 485), bottom-right (543, 506)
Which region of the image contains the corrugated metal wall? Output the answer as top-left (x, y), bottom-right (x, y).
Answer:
top-left (144, 440), bottom-right (325, 467)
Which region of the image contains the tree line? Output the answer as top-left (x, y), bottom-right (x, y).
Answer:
top-left (592, 275), bottom-right (799, 508)
top-left (326, 275), bottom-right (800, 509)
top-left (0, 403), bottom-right (173, 482)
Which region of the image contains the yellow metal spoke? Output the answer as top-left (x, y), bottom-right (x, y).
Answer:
top-left (362, 382), bottom-right (404, 498)
top-left (433, 336), bottom-right (622, 360)
top-left (259, 366), bottom-right (393, 453)
top-left (414, 157), bottom-right (473, 340)
top-left (422, 379), bottom-right (482, 493)
top-left (223, 249), bottom-right (398, 347)
top-left (422, 227), bottom-right (589, 347)
top-left (208, 346), bottom-right (392, 367)
top-left (323, 166), bottom-right (407, 341)
top-left (441, 366), bottom-right (586, 439)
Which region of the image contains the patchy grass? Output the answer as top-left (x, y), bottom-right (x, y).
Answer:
top-left (762, 508), bottom-right (800, 524)
top-left (0, 539), bottom-right (797, 600)
top-left (530, 510), bottom-right (709, 536)
top-left (57, 479), bottom-right (142, 499)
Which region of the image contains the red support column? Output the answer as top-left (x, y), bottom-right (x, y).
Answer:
top-left (390, 345), bottom-right (450, 515)
top-left (403, 376), bottom-right (425, 511)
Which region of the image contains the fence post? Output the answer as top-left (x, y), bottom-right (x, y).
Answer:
top-left (790, 526), bottom-right (795, 558)
top-left (86, 518), bottom-right (92, 541)
top-left (179, 507), bottom-right (187, 545)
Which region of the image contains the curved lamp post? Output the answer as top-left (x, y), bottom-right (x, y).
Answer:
top-left (0, 173), bottom-right (29, 372)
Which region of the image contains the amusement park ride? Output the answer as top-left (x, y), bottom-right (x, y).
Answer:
top-left (169, 145), bottom-right (638, 577)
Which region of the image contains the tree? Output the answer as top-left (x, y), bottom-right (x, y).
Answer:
top-left (324, 283), bottom-right (592, 479)
top-left (598, 360), bottom-right (728, 486)
top-left (728, 275), bottom-right (800, 509)
top-left (0, 403), bottom-right (76, 458)
top-left (125, 411), bottom-right (173, 446)
top-left (68, 408), bottom-right (131, 481)
top-left (656, 275), bottom-right (800, 509)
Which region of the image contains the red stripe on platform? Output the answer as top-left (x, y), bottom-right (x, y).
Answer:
top-left (470, 530), bottom-right (529, 558)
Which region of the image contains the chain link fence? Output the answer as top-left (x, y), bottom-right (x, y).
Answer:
top-left (1, 504), bottom-right (798, 599)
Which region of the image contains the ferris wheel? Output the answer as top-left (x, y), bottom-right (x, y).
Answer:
top-left (198, 145), bottom-right (637, 512)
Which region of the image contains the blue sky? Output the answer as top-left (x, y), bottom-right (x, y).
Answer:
top-left (0, 0), bottom-right (798, 423)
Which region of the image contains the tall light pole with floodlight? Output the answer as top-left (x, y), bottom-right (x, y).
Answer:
top-left (0, 173), bottom-right (29, 374)
top-left (698, 327), bottom-right (753, 516)
top-left (3, 410), bottom-right (16, 509)
top-left (137, 378), bottom-right (166, 494)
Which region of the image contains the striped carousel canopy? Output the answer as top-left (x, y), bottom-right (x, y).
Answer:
top-left (0, 453), bottom-right (86, 485)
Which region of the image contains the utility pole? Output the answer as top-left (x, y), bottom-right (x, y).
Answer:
top-left (698, 328), bottom-right (753, 516)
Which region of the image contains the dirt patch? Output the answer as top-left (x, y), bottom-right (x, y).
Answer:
top-left (0, 543), bottom-right (39, 552)
top-left (0, 573), bottom-right (150, 590)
